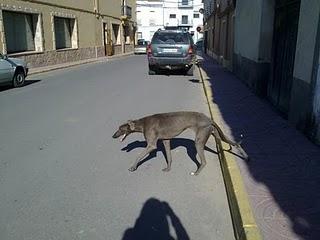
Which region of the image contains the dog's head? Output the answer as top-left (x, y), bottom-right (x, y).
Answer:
top-left (112, 120), bottom-right (136, 142)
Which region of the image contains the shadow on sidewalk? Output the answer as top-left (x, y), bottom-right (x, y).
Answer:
top-left (201, 57), bottom-right (320, 240)
top-left (122, 198), bottom-right (190, 240)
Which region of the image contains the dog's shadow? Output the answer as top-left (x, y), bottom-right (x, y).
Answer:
top-left (121, 138), bottom-right (218, 168)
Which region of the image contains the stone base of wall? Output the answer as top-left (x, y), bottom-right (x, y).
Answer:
top-left (233, 53), bottom-right (270, 97)
top-left (124, 44), bottom-right (134, 53)
top-left (289, 77), bottom-right (314, 136)
top-left (10, 44), bottom-right (135, 68)
top-left (207, 50), bottom-right (232, 71)
top-left (113, 44), bottom-right (134, 55)
top-left (12, 46), bottom-right (105, 68)
top-left (113, 45), bottom-right (122, 55)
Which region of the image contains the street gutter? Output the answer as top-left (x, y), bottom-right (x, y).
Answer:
top-left (197, 65), bottom-right (262, 240)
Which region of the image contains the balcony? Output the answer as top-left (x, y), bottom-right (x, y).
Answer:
top-left (121, 5), bottom-right (132, 20)
top-left (178, 0), bottom-right (193, 8)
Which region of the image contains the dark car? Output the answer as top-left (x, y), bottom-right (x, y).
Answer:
top-left (147, 29), bottom-right (196, 75)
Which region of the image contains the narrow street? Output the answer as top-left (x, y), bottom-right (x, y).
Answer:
top-left (0, 55), bottom-right (234, 240)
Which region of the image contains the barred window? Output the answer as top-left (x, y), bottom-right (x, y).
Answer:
top-left (182, 15), bottom-right (188, 24)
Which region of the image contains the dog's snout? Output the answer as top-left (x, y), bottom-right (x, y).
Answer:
top-left (112, 131), bottom-right (120, 138)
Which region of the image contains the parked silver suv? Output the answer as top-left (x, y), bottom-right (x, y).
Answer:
top-left (0, 53), bottom-right (28, 88)
top-left (147, 29), bottom-right (195, 75)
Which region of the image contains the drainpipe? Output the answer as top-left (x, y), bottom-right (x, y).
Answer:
top-left (121, 0), bottom-right (126, 53)
top-left (93, 0), bottom-right (100, 58)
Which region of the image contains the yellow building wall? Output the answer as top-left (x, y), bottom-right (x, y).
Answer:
top-left (0, 0), bottom-right (136, 67)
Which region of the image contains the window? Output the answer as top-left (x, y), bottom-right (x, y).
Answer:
top-left (54, 17), bottom-right (76, 50)
top-left (2, 11), bottom-right (38, 53)
top-left (181, 15), bottom-right (188, 24)
top-left (137, 32), bottom-right (142, 39)
top-left (112, 23), bottom-right (121, 44)
top-left (169, 14), bottom-right (176, 18)
top-left (124, 25), bottom-right (130, 44)
top-left (182, 0), bottom-right (189, 6)
top-left (194, 13), bottom-right (200, 18)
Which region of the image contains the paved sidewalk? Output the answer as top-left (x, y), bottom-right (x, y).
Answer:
top-left (201, 56), bottom-right (320, 240)
top-left (28, 52), bottom-right (133, 75)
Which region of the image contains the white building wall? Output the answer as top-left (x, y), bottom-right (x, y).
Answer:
top-left (136, 0), bottom-right (163, 41)
top-left (136, 0), bottom-right (203, 42)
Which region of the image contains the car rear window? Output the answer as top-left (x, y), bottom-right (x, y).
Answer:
top-left (137, 40), bottom-right (146, 45)
top-left (152, 32), bottom-right (190, 44)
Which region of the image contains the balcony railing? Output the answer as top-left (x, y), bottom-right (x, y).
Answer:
top-left (178, 0), bottom-right (193, 8)
top-left (121, 5), bottom-right (132, 19)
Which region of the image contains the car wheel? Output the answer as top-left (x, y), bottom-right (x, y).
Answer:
top-left (12, 70), bottom-right (25, 88)
top-left (185, 65), bottom-right (194, 76)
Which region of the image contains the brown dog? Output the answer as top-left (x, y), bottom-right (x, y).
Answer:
top-left (113, 111), bottom-right (248, 175)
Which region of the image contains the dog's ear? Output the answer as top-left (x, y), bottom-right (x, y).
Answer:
top-left (127, 120), bottom-right (135, 130)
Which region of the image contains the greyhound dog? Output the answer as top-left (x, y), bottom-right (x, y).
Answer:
top-left (112, 111), bottom-right (248, 175)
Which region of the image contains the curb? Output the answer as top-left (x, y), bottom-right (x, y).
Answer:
top-left (198, 65), bottom-right (262, 240)
top-left (28, 52), bottom-right (134, 76)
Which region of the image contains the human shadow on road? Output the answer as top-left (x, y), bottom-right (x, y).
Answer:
top-left (122, 198), bottom-right (190, 240)
top-left (121, 138), bottom-right (217, 169)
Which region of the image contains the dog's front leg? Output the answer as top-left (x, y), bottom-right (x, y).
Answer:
top-left (128, 145), bottom-right (157, 172)
top-left (162, 140), bottom-right (172, 172)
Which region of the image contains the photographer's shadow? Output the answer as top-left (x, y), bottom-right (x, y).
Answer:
top-left (122, 198), bottom-right (190, 240)
top-left (121, 138), bottom-right (217, 168)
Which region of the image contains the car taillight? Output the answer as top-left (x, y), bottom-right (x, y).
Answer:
top-left (147, 44), bottom-right (152, 55)
top-left (188, 46), bottom-right (193, 55)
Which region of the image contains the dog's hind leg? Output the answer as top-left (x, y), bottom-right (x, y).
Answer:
top-left (190, 126), bottom-right (212, 176)
top-left (162, 140), bottom-right (172, 172)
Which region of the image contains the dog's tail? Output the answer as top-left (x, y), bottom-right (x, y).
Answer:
top-left (211, 121), bottom-right (249, 160)
top-left (211, 121), bottom-right (240, 146)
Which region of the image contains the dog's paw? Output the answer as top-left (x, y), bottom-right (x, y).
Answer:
top-left (128, 166), bottom-right (137, 172)
top-left (190, 171), bottom-right (198, 176)
top-left (162, 167), bottom-right (171, 172)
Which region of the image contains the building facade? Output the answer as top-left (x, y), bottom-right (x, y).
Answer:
top-left (136, 0), bottom-right (204, 42)
top-left (203, 0), bottom-right (235, 69)
top-left (0, 0), bottom-right (136, 68)
top-left (204, 0), bottom-right (320, 144)
top-left (136, 0), bottom-right (163, 42)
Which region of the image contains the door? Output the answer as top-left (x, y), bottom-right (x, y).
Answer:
top-left (268, 0), bottom-right (301, 116)
top-left (104, 23), bottom-right (113, 56)
top-left (103, 23), bottom-right (108, 56)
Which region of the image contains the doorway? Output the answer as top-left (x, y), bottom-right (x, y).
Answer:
top-left (268, 0), bottom-right (301, 116)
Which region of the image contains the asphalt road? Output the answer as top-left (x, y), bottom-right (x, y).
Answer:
top-left (0, 55), bottom-right (234, 240)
